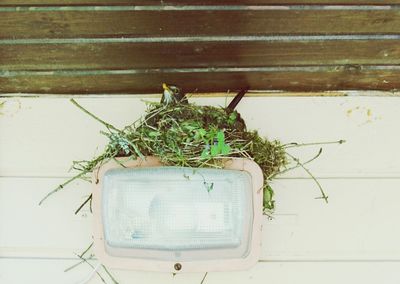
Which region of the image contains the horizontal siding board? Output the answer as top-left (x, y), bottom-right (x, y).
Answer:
top-left (0, 67), bottom-right (399, 93)
top-left (2, 40), bottom-right (400, 70)
top-left (0, 177), bottom-right (92, 257)
top-left (2, 177), bottom-right (400, 260)
top-left (3, 97), bottom-right (400, 179)
top-left (2, 260), bottom-right (400, 284)
top-left (2, 10), bottom-right (400, 39)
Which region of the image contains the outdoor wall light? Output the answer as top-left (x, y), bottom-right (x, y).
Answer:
top-left (93, 157), bottom-right (263, 272)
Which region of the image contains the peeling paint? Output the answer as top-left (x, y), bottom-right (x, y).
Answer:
top-left (0, 99), bottom-right (22, 117)
top-left (346, 105), bottom-right (381, 126)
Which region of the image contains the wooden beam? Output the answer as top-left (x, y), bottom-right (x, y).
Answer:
top-left (2, 40), bottom-right (400, 70)
top-left (1, 1), bottom-right (400, 5)
top-left (1, 66), bottom-right (398, 94)
top-left (2, 10), bottom-right (400, 39)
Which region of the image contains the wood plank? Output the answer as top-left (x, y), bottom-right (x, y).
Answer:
top-left (0, 66), bottom-right (399, 94)
top-left (2, 10), bottom-right (400, 39)
top-left (2, 177), bottom-right (400, 261)
top-left (2, 0), bottom-right (400, 5)
top-left (1, 259), bottom-right (400, 284)
top-left (2, 40), bottom-right (400, 70)
top-left (1, 96), bottom-right (400, 179)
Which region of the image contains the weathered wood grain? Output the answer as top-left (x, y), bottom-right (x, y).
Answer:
top-left (2, 10), bottom-right (400, 39)
top-left (1, 40), bottom-right (400, 70)
top-left (2, 0), bottom-right (400, 5)
top-left (0, 67), bottom-right (398, 93)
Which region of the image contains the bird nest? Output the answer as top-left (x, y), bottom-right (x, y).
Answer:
top-left (40, 86), bottom-right (342, 214)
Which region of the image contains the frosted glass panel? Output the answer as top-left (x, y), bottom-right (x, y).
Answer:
top-left (102, 167), bottom-right (253, 259)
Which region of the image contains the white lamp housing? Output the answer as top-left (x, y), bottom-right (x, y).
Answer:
top-left (93, 157), bottom-right (263, 272)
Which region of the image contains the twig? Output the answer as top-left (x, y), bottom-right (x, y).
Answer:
top-left (89, 195), bottom-right (93, 213)
top-left (113, 157), bottom-right (127, 168)
top-left (286, 152), bottom-right (329, 203)
top-left (74, 194), bottom-right (93, 215)
top-left (80, 242), bottom-right (94, 258)
top-left (101, 265), bottom-right (119, 284)
top-left (75, 253), bottom-right (107, 284)
top-left (64, 255), bottom-right (93, 273)
top-left (272, 148), bottom-right (323, 178)
top-left (39, 171), bottom-right (87, 205)
top-left (64, 242), bottom-right (94, 272)
top-left (284, 139), bottom-right (345, 149)
top-left (70, 98), bottom-right (120, 132)
top-left (125, 139), bottom-right (145, 160)
top-left (200, 272), bottom-right (208, 284)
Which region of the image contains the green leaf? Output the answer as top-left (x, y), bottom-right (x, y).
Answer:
top-left (221, 144), bottom-right (231, 155)
top-left (228, 112), bottom-right (237, 125)
top-left (206, 128), bottom-right (217, 142)
top-left (263, 188), bottom-right (272, 204)
top-left (198, 128), bottom-right (207, 137)
top-left (182, 123), bottom-right (198, 131)
top-left (194, 128), bottom-right (207, 140)
top-left (210, 145), bottom-right (219, 157)
top-left (148, 131), bottom-right (161, 137)
top-left (217, 131), bottom-right (225, 147)
top-left (263, 185), bottom-right (274, 209)
top-left (126, 140), bottom-right (145, 160)
top-left (201, 149), bottom-right (209, 159)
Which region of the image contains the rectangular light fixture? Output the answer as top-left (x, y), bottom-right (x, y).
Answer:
top-left (93, 157), bottom-right (263, 272)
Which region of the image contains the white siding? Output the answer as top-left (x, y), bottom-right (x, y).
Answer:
top-left (1, 94), bottom-right (400, 283)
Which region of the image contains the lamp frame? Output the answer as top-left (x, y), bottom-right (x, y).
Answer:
top-left (93, 156), bottom-right (264, 272)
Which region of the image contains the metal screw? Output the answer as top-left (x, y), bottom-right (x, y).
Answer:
top-left (174, 263), bottom-right (182, 271)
